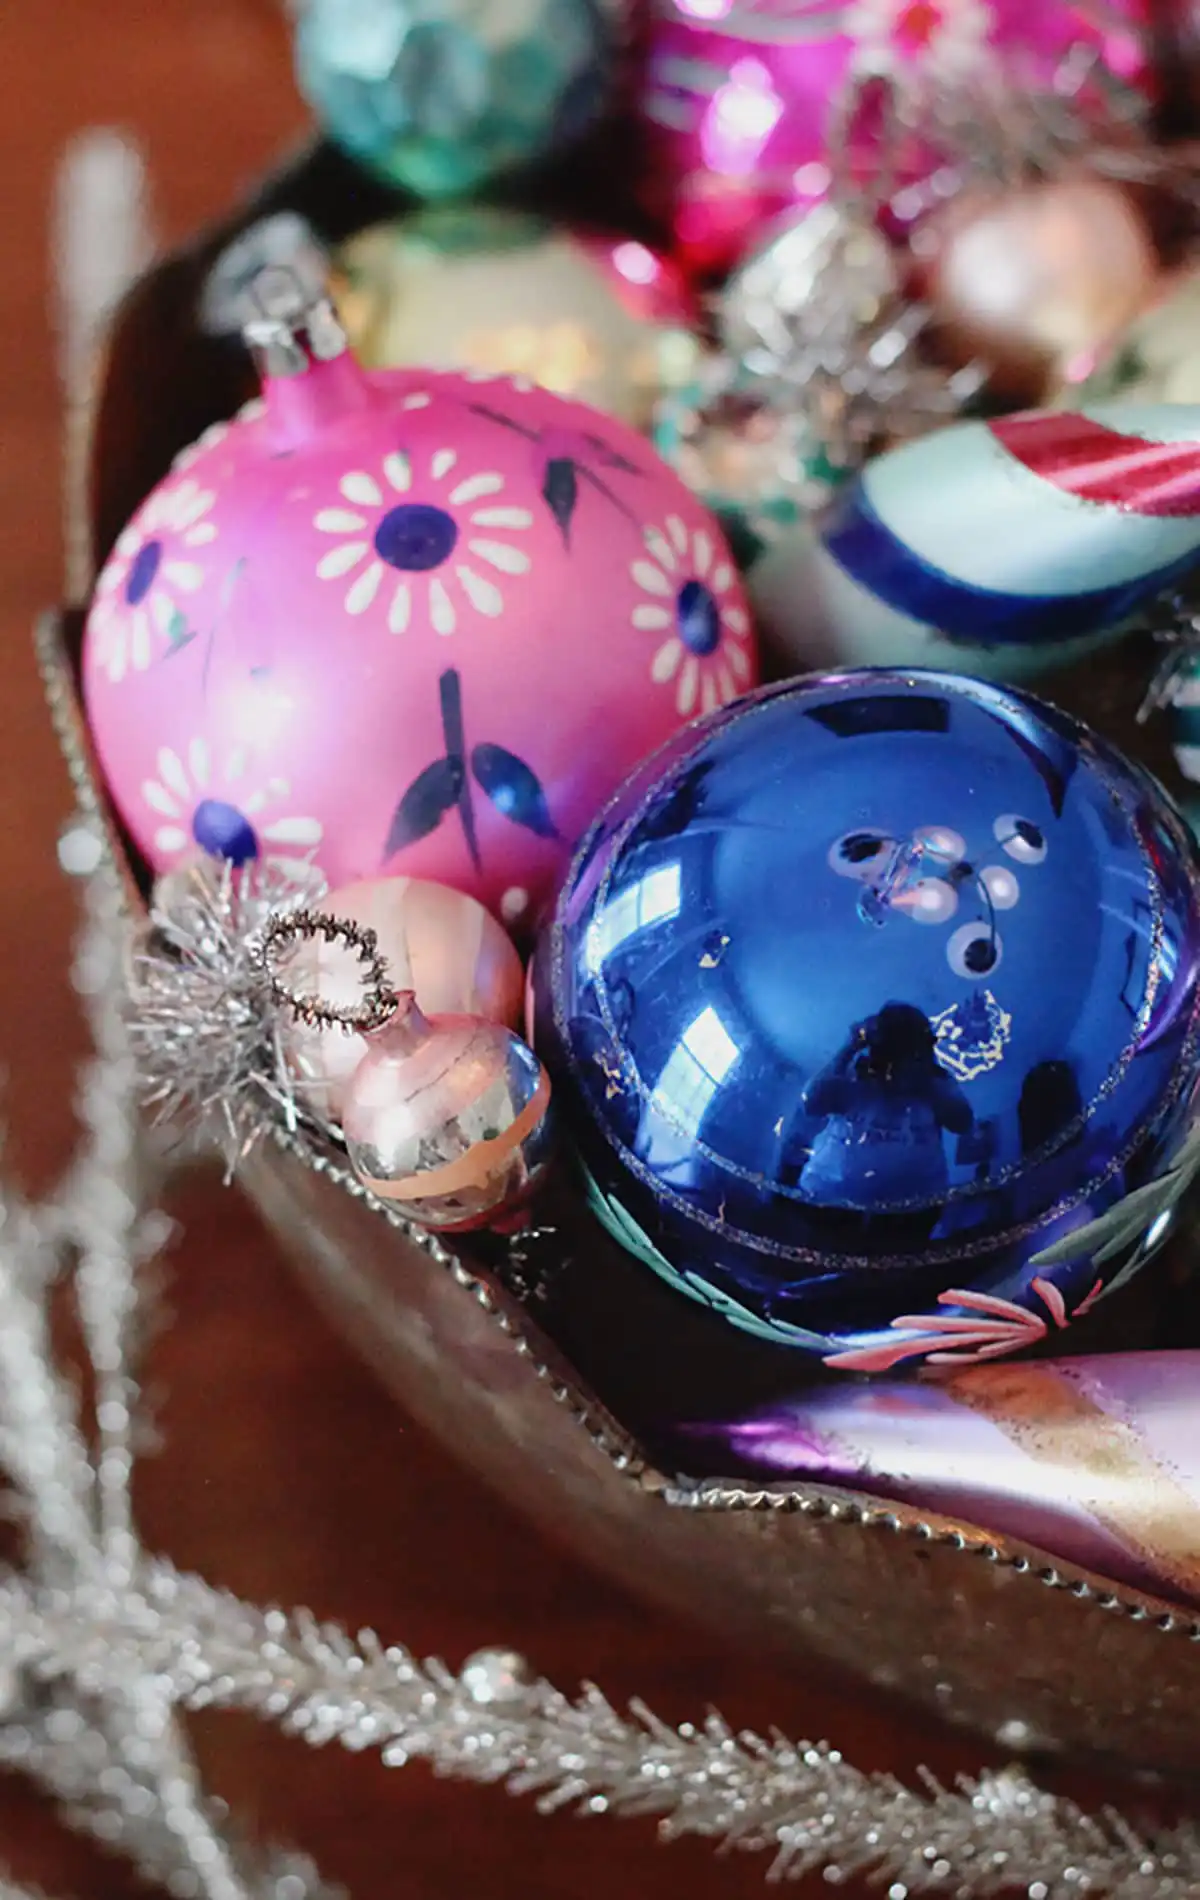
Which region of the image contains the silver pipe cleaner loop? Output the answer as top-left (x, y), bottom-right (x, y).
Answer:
top-left (252, 908), bottom-right (400, 1035)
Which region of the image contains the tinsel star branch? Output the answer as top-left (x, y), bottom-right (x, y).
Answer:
top-left (0, 1201), bottom-right (98, 1576)
top-left (0, 851), bottom-right (334, 1900)
top-left (0, 1694), bottom-right (340, 1900)
top-left (0, 1875), bottom-right (69, 1900)
top-left (0, 1562), bottom-right (1197, 1900)
top-left (64, 859), bottom-right (172, 1577)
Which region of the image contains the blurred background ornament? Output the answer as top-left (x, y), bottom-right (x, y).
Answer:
top-left (637, 0), bottom-right (1155, 274)
top-left (1056, 264), bottom-right (1200, 409)
top-left (283, 872), bottom-right (525, 1120)
top-left (654, 200), bottom-right (983, 558)
top-left (199, 213), bottom-right (331, 338)
top-left (533, 669), bottom-right (1200, 1367)
top-left (332, 208), bottom-right (703, 427)
top-left (81, 289), bottom-right (757, 922)
top-left (290, 0), bottom-right (623, 200)
top-left (718, 199), bottom-right (898, 374)
top-left (342, 991), bottom-right (554, 1228)
top-left (749, 402), bottom-right (1200, 681)
top-left (678, 1352), bottom-right (1200, 1608)
top-left (910, 175), bottom-right (1161, 405)
top-left (652, 372), bottom-right (822, 569)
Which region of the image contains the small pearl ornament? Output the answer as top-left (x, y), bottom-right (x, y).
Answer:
top-left (341, 996), bottom-right (553, 1230)
top-left (282, 873), bottom-right (525, 1120)
top-left (258, 907), bottom-right (553, 1231)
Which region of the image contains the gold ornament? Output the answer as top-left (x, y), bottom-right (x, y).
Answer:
top-left (332, 208), bottom-right (703, 429)
top-left (912, 176), bottom-right (1161, 405)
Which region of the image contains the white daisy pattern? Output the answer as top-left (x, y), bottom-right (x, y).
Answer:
top-left (313, 395), bottom-right (534, 636)
top-left (142, 739), bottom-right (323, 882)
top-left (633, 516), bottom-right (752, 717)
top-left (843, 0), bottom-right (993, 77)
top-left (90, 478), bottom-right (218, 682)
top-left (171, 418), bottom-right (232, 473)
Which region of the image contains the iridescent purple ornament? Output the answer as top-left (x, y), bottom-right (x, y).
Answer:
top-left (679, 1352), bottom-right (1200, 1608)
top-left (532, 670), bottom-right (1200, 1370)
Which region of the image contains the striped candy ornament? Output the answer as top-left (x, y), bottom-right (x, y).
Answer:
top-left (749, 404), bottom-right (1200, 684)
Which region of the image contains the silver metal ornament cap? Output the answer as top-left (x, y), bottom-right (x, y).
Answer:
top-left (242, 269), bottom-right (350, 381)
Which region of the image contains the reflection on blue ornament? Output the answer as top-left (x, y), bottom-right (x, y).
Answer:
top-left (293, 0), bottom-right (619, 199)
top-left (932, 991), bottom-right (1012, 1083)
top-left (533, 669), bottom-right (1200, 1369)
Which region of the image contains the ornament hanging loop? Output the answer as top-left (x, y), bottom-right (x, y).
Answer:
top-left (255, 908), bottom-right (400, 1034)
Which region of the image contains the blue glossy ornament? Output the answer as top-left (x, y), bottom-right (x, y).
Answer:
top-left (292, 0), bottom-right (619, 200)
top-left (533, 670), bottom-right (1200, 1372)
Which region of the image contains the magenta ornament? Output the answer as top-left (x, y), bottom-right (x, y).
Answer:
top-left (684, 1352), bottom-right (1200, 1609)
top-left (81, 306), bottom-right (756, 926)
top-left (639, 0), bottom-right (1154, 274)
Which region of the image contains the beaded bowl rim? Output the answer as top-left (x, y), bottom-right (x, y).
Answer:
top-left (35, 606), bottom-right (1200, 1657)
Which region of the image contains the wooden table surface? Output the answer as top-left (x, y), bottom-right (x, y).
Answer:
top-left (0, 4), bottom-right (1146, 1896)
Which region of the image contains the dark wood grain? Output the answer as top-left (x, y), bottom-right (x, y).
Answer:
top-left (0, 5), bottom-right (1180, 1898)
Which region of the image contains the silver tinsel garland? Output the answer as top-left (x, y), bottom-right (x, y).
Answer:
top-left (0, 829), bottom-right (1193, 1900)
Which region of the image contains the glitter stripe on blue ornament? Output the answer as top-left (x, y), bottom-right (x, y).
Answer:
top-left (749, 403), bottom-right (1200, 684)
top-left (291, 0), bottom-right (623, 200)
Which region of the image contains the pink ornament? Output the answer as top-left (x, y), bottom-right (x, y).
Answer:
top-left (639, 0), bottom-right (1154, 273)
top-left (284, 874), bottom-right (525, 1118)
top-left (342, 995), bottom-right (554, 1230)
top-left (82, 306), bottom-right (756, 925)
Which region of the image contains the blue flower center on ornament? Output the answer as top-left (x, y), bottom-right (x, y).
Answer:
top-left (125, 539), bottom-right (163, 605)
top-left (676, 579), bottom-right (721, 656)
top-left (373, 503), bottom-right (458, 572)
top-left (191, 800), bottom-right (259, 867)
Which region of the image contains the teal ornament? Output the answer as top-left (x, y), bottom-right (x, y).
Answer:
top-left (292, 0), bottom-right (620, 199)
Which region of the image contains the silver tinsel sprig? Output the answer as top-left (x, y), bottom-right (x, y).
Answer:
top-left (125, 855), bottom-right (327, 1173)
top-left (0, 836), bottom-right (340, 1900)
top-left (0, 1562), bottom-right (1197, 1898)
top-left (1136, 590), bottom-right (1200, 726)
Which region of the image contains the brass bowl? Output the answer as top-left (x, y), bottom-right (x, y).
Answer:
top-left (52, 141), bottom-right (1200, 1783)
